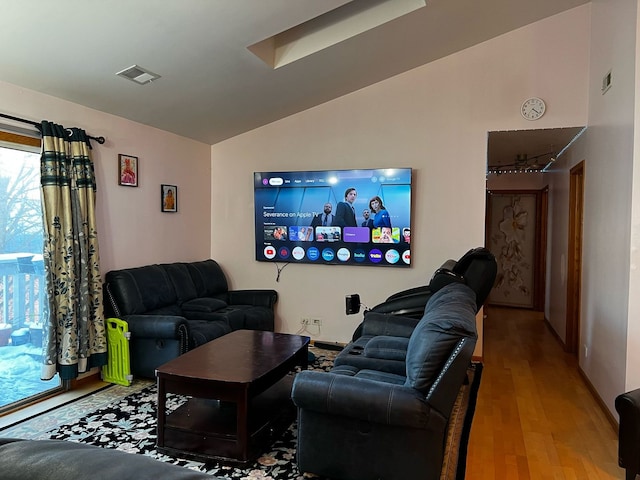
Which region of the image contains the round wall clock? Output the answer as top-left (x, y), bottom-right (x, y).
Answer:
top-left (521, 97), bottom-right (546, 120)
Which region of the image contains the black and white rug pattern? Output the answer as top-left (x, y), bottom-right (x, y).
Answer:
top-left (45, 350), bottom-right (337, 480)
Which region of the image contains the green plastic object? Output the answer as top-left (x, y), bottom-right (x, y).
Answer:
top-left (102, 317), bottom-right (133, 386)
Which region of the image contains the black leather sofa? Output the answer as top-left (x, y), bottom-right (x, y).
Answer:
top-left (615, 388), bottom-right (640, 479)
top-left (104, 259), bottom-right (277, 378)
top-left (291, 282), bottom-right (479, 480)
top-left (348, 247), bottom-right (497, 340)
top-left (0, 438), bottom-right (212, 480)
top-left (335, 247), bottom-right (496, 375)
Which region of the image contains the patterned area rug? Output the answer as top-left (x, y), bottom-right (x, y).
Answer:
top-left (1, 348), bottom-right (482, 480)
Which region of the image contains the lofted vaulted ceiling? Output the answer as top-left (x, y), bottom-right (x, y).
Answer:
top-left (1, 0), bottom-right (589, 163)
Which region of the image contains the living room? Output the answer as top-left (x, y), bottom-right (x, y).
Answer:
top-left (0, 0), bottom-right (639, 477)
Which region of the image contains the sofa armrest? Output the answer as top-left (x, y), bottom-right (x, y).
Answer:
top-left (123, 314), bottom-right (188, 339)
top-left (363, 335), bottom-right (411, 361)
top-left (292, 370), bottom-right (432, 428)
top-left (361, 312), bottom-right (420, 338)
top-left (615, 388), bottom-right (640, 472)
top-left (228, 289), bottom-right (278, 308)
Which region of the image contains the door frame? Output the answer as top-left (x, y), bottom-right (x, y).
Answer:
top-left (485, 188), bottom-right (548, 310)
top-left (566, 161), bottom-right (585, 355)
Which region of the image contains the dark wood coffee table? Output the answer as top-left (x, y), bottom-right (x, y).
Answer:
top-left (155, 330), bottom-right (309, 464)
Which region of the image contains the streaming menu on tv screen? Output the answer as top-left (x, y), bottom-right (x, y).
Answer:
top-left (253, 168), bottom-right (411, 267)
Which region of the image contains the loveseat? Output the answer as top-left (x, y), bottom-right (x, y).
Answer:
top-left (291, 282), bottom-right (479, 480)
top-left (104, 259), bottom-right (277, 378)
top-left (0, 438), bottom-right (214, 480)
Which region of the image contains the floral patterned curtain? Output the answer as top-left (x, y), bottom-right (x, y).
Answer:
top-left (39, 121), bottom-right (107, 380)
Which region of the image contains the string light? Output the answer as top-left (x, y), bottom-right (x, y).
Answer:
top-left (487, 168), bottom-right (545, 175)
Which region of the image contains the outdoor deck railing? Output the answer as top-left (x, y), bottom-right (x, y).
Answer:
top-left (0, 253), bottom-right (47, 346)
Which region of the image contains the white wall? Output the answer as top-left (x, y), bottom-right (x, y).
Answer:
top-left (0, 80), bottom-right (212, 273)
top-left (211, 7), bottom-right (591, 345)
top-left (545, 164), bottom-right (571, 342)
top-left (545, 0), bottom-right (638, 416)
top-left (630, 0), bottom-right (640, 391)
top-left (580, 0), bottom-right (636, 414)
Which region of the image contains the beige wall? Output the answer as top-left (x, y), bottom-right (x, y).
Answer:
top-left (6, 1), bottom-right (635, 419)
top-left (0, 80), bottom-right (212, 273)
top-left (631, 0), bottom-right (640, 391)
top-left (544, 0), bottom-right (639, 416)
top-left (211, 7), bottom-right (591, 345)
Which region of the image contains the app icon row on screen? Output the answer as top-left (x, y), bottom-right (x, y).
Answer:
top-left (264, 225), bottom-right (410, 244)
top-left (263, 245), bottom-right (410, 265)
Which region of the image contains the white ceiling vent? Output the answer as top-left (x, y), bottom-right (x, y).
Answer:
top-left (116, 65), bottom-right (161, 85)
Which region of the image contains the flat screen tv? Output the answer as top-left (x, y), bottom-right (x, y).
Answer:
top-left (253, 168), bottom-right (411, 267)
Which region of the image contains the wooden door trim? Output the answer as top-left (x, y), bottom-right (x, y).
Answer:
top-left (566, 161), bottom-right (585, 354)
top-left (534, 187), bottom-right (549, 311)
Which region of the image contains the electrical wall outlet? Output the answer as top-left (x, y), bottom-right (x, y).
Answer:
top-left (301, 317), bottom-right (322, 326)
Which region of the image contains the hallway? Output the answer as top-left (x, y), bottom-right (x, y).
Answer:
top-left (466, 306), bottom-right (622, 479)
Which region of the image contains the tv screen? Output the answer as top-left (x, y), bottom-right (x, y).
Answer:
top-left (253, 168), bottom-right (412, 267)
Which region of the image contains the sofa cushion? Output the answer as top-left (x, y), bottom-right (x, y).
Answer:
top-left (106, 265), bottom-right (177, 315)
top-left (162, 262), bottom-right (198, 304)
top-left (404, 283), bottom-right (477, 393)
top-left (237, 305), bottom-right (275, 331)
top-left (181, 297), bottom-right (228, 313)
top-left (189, 320), bottom-right (232, 348)
top-left (187, 260), bottom-right (229, 298)
top-left (147, 304), bottom-right (183, 316)
top-left (355, 369), bottom-right (407, 385)
top-left (0, 438), bottom-right (212, 480)
top-left (364, 335), bottom-right (411, 361)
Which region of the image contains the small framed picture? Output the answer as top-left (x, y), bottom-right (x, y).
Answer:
top-left (161, 184), bottom-right (177, 212)
top-left (118, 154), bottom-right (138, 187)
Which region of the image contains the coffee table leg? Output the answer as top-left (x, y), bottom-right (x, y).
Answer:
top-left (236, 389), bottom-right (249, 461)
top-left (157, 378), bottom-right (166, 447)
top-left (297, 343), bottom-right (309, 371)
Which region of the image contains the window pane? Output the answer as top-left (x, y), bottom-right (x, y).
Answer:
top-left (0, 141), bottom-right (62, 411)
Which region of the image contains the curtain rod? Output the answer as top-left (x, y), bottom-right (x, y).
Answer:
top-left (0, 112), bottom-right (106, 145)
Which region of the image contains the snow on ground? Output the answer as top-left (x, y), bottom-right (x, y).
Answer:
top-left (0, 344), bottom-right (60, 408)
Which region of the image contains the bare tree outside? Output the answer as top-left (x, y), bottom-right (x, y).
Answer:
top-left (0, 146), bottom-right (43, 254)
top-left (0, 142), bottom-right (60, 411)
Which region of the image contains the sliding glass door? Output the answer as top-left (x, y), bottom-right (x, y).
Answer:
top-left (0, 131), bottom-right (62, 412)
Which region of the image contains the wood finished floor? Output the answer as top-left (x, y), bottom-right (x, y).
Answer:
top-left (466, 306), bottom-right (623, 479)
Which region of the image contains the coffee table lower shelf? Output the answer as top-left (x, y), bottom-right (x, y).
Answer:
top-left (157, 375), bottom-right (295, 464)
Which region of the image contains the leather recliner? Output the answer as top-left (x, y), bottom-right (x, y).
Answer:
top-left (0, 438), bottom-right (211, 480)
top-left (335, 247), bottom-right (496, 375)
top-left (615, 388), bottom-right (640, 479)
top-left (104, 259), bottom-right (277, 378)
top-left (350, 247), bottom-right (497, 339)
top-left (291, 283), bottom-right (479, 480)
